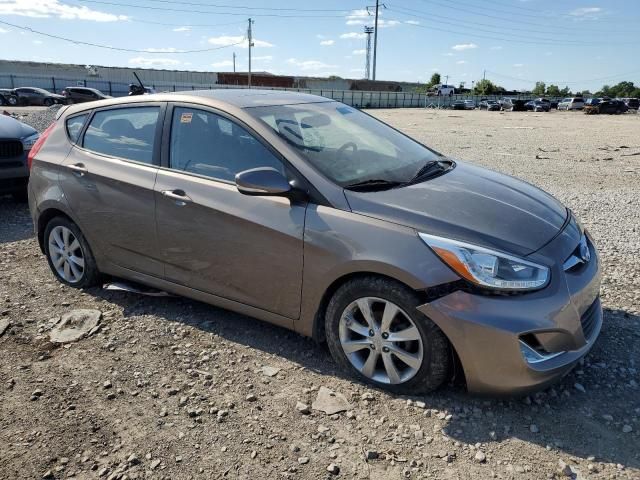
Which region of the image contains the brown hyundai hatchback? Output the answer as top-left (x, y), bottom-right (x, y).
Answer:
top-left (28, 90), bottom-right (602, 395)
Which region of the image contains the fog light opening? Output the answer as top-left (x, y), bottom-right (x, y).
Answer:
top-left (519, 335), bottom-right (565, 365)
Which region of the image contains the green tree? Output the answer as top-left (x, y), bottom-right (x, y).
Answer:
top-left (428, 73), bottom-right (441, 88)
top-left (559, 86), bottom-right (572, 96)
top-left (545, 84), bottom-right (561, 97)
top-left (472, 79), bottom-right (502, 95)
top-left (532, 81), bottom-right (546, 95)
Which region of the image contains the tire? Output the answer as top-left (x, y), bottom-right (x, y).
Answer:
top-left (8, 96), bottom-right (17, 106)
top-left (43, 98), bottom-right (54, 107)
top-left (43, 217), bottom-right (101, 288)
top-left (325, 276), bottom-right (451, 394)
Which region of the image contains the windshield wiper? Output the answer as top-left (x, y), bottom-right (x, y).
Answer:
top-left (408, 160), bottom-right (451, 184)
top-left (344, 179), bottom-right (405, 191)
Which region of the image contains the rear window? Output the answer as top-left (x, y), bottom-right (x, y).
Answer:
top-left (83, 106), bottom-right (160, 164)
top-left (66, 114), bottom-right (89, 144)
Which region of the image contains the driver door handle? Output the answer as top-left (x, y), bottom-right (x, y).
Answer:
top-left (67, 163), bottom-right (88, 175)
top-left (161, 189), bottom-right (192, 205)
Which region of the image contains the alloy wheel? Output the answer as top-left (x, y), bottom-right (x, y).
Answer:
top-left (338, 297), bottom-right (424, 385)
top-left (48, 225), bottom-right (85, 283)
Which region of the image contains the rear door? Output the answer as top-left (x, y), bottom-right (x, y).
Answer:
top-left (154, 103), bottom-right (306, 319)
top-left (59, 103), bottom-right (166, 277)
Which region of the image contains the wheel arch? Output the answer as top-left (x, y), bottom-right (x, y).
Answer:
top-left (36, 207), bottom-right (75, 253)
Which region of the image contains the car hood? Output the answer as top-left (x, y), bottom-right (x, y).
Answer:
top-left (0, 114), bottom-right (37, 139)
top-left (344, 161), bottom-right (568, 257)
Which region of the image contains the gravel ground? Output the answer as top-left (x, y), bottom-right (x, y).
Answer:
top-left (0, 108), bottom-right (639, 480)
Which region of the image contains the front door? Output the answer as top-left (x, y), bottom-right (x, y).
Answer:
top-left (154, 104), bottom-right (306, 319)
top-left (59, 104), bottom-right (165, 277)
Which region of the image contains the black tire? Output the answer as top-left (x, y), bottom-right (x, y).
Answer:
top-left (43, 98), bottom-right (54, 107)
top-left (43, 216), bottom-right (101, 288)
top-left (325, 276), bottom-right (451, 394)
top-left (8, 96), bottom-right (17, 106)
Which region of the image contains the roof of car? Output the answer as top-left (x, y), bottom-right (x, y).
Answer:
top-left (173, 89), bottom-right (334, 108)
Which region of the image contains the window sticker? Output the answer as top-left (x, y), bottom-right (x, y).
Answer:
top-left (180, 112), bottom-right (193, 124)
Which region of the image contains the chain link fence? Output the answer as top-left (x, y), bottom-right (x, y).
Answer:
top-left (1, 74), bottom-right (537, 109)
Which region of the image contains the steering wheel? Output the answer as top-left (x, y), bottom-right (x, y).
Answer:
top-left (337, 141), bottom-right (358, 159)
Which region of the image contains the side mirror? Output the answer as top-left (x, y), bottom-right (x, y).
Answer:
top-left (235, 167), bottom-right (292, 197)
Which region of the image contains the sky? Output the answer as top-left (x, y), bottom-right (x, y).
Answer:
top-left (0, 0), bottom-right (639, 92)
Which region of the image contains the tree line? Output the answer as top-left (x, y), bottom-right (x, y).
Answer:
top-left (419, 73), bottom-right (640, 98)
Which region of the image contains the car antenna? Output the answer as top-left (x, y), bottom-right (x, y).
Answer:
top-left (129, 72), bottom-right (146, 96)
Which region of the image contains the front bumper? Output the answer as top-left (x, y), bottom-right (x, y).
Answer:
top-left (0, 150), bottom-right (29, 193)
top-left (419, 229), bottom-right (602, 396)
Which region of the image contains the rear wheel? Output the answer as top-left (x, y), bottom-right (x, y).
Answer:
top-left (44, 217), bottom-right (101, 288)
top-left (325, 277), bottom-right (451, 394)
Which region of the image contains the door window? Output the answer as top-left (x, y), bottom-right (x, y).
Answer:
top-left (169, 106), bottom-right (285, 182)
top-left (66, 114), bottom-right (89, 144)
top-left (83, 106), bottom-right (160, 164)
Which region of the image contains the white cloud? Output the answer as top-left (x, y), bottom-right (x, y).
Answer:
top-left (379, 20), bottom-right (400, 28)
top-left (490, 46), bottom-right (503, 50)
top-left (352, 49), bottom-right (366, 55)
top-left (570, 7), bottom-right (602, 16)
top-left (211, 60), bottom-right (233, 68)
top-left (320, 39), bottom-right (335, 46)
top-left (340, 32), bottom-right (367, 39)
top-left (286, 58), bottom-right (337, 72)
top-left (253, 55), bottom-right (273, 61)
top-left (451, 43), bottom-right (478, 51)
top-left (431, 68), bottom-right (439, 71)
top-left (513, 63), bottom-right (524, 67)
top-left (0, 0), bottom-right (127, 21)
top-left (0, 27), bottom-right (9, 33)
top-left (345, 8), bottom-right (370, 25)
top-left (33, 39), bottom-right (43, 45)
top-left (208, 35), bottom-right (273, 48)
top-left (405, 20), bottom-right (420, 25)
top-left (172, 26), bottom-right (190, 32)
top-left (442, 52), bottom-right (454, 56)
top-left (456, 60), bottom-right (467, 64)
top-left (128, 57), bottom-right (181, 67)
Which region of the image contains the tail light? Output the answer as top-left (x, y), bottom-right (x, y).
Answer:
top-left (27, 122), bottom-right (55, 171)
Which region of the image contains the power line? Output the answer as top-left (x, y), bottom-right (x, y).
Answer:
top-left (74, 0), bottom-right (350, 18)
top-left (395, 17), bottom-right (638, 46)
top-left (388, 3), bottom-right (635, 37)
top-left (111, 0), bottom-right (357, 12)
top-left (0, 19), bottom-right (245, 53)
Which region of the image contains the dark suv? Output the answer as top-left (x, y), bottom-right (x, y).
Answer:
top-left (0, 114), bottom-right (39, 200)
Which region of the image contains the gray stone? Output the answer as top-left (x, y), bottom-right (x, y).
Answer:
top-left (622, 424), bottom-right (633, 433)
top-left (312, 386), bottom-right (351, 415)
top-left (49, 309), bottom-right (101, 343)
top-left (261, 366), bottom-right (281, 377)
top-left (474, 451), bottom-right (487, 463)
top-left (298, 457), bottom-right (309, 464)
top-left (296, 402), bottom-right (310, 414)
top-left (365, 450), bottom-right (378, 460)
top-left (326, 463), bottom-right (340, 475)
top-left (0, 318), bottom-right (10, 337)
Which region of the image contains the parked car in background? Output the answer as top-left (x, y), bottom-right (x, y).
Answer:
top-left (500, 98), bottom-right (528, 111)
top-left (584, 98), bottom-right (628, 115)
top-left (431, 84), bottom-right (455, 96)
top-left (623, 98), bottom-right (639, 110)
top-left (62, 87), bottom-right (112, 104)
top-left (463, 100), bottom-right (476, 110)
top-left (0, 114), bottom-right (39, 201)
top-left (549, 99), bottom-right (559, 109)
top-left (0, 89), bottom-right (19, 106)
top-left (451, 100), bottom-right (466, 110)
top-left (479, 99), bottom-right (501, 111)
top-left (13, 87), bottom-right (68, 107)
top-left (27, 89), bottom-right (602, 395)
top-left (557, 97), bottom-right (585, 110)
top-left (526, 100), bottom-right (551, 112)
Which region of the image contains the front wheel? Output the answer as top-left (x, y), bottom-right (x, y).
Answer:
top-left (43, 98), bottom-right (54, 107)
top-left (44, 217), bottom-right (101, 288)
top-left (325, 277), bottom-right (451, 394)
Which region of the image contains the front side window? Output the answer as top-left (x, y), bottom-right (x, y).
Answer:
top-left (83, 106), bottom-right (159, 164)
top-left (248, 102), bottom-right (441, 186)
top-left (66, 113), bottom-right (88, 144)
top-left (169, 106), bottom-right (284, 182)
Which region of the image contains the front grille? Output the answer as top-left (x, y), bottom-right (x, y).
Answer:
top-left (0, 140), bottom-right (23, 159)
top-left (580, 298), bottom-right (600, 341)
top-left (0, 161), bottom-right (23, 169)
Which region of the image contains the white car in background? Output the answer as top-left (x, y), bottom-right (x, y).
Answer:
top-left (432, 84), bottom-right (456, 96)
top-left (557, 97), bottom-right (585, 110)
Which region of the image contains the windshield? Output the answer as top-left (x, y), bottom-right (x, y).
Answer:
top-left (247, 102), bottom-right (441, 186)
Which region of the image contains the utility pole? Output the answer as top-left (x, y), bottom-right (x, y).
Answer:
top-left (233, 52), bottom-right (236, 73)
top-left (364, 26), bottom-right (374, 80)
top-left (483, 70), bottom-right (486, 82)
top-left (247, 18), bottom-right (254, 88)
top-left (445, 74), bottom-right (449, 85)
top-left (367, 1), bottom-right (385, 81)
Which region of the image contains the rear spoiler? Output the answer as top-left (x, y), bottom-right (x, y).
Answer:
top-left (55, 105), bottom-right (71, 120)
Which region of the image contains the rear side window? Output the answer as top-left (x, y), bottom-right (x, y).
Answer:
top-left (66, 114), bottom-right (88, 144)
top-left (83, 106), bottom-right (159, 164)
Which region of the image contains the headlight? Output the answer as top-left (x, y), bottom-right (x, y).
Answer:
top-left (22, 132), bottom-right (40, 151)
top-left (419, 233), bottom-right (550, 291)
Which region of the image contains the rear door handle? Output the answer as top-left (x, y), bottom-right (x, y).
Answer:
top-left (67, 163), bottom-right (88, 175)
top-left (161, 189), bottom-right (192, 205)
